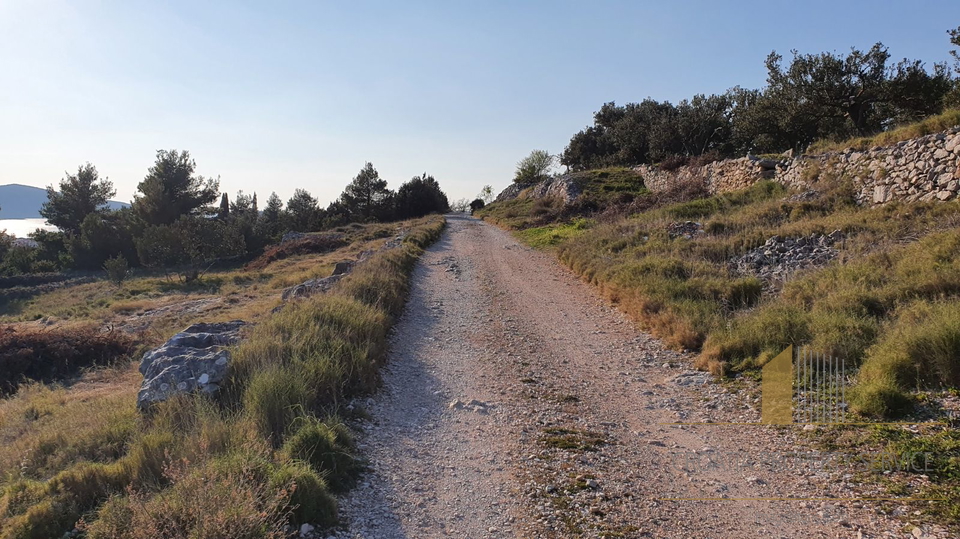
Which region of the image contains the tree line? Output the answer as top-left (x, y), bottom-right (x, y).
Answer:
top-left (0, 151), bottom-right (450, 280)
top-left (560, 28), bottom-right (960, 171)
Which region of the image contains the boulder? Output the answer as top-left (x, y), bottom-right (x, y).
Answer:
top-left (522, 175), bottom-right (582, 203)
top-left (332, 260), bottom-right (355, 275)
top-left (137, 321), bottom-right (246, 410)
top-left (494, 183), bottom-right (531, 202)
top-left (281, 231), bottom-right (306, 244)
top-left (281, 274), bottom-right (345, 301)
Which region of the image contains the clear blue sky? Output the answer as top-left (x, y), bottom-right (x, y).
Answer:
top-left (1, 0), bottom-right (958, 207)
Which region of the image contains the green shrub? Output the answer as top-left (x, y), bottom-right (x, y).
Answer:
top-left (269, 460), bottom-right (337, 527)
top-left (282, 418), bottom-right (358, 492)
top-left (700, 304), bottom-right (811, 373)
top-left (103, 254), bottom-right (130, 286)
top-left (853, 301), bottom-right (960, 416)
top-left (243, 367), bottom-right (311, 445)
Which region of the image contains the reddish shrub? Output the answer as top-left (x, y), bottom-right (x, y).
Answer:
top-left (245, 234), bottom-right (348, 271)
top-left (0, 325), bottom-right (136, 393)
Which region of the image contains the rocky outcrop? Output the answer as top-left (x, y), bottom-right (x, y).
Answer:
top-left (635, 126), bottom-right (960, 206)
top-left (137, 321), bottom-right (246, 410)
top-left (495, 183), bottom-right (531, 202)
top-left (494, 175), bottom-right (583, 204)
top-left (282, 274), bottom-right (345, 301)
top-left (735, 230), bottom-right (843, 282)
top-left (280, 231), bottom-right (408, 303)
top-left (522, 176), bottom-right (582, 203)
top-left (666, 221), bottom-right (704, 239)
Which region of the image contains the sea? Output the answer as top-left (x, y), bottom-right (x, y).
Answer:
top-left (0, 218), bottom-right (58, 238)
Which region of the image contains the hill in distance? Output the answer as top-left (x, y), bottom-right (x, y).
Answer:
top-left (0, 184), bottom-right (128, 219)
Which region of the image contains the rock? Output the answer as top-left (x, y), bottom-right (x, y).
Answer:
top-left (802, 424), bottom-right (817, 431)
top-left (282, 274), bottom-right (345, 301)
top-left (494, 182), bottom-right (531, 203)
top-left (522, 175), bottom-right (582, 204)
top-left (281, 231), bottom-right (306, 243)
top-left (332, 260), bottom-right (355, 275)
top-left (299, 523), bottom-right (315, 537)
top-left (585, 479), bottom-right (599, 490)
top-left (873, 185), bottom-right (889, 204)
top-left (137, 321), bottom-right (246, 410)
top-left (666, 221), bottom-right (703, 239)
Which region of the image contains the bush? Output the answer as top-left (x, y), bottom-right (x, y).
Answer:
top-left (0, 326), bottom-right (136, 394)
top-left (282, 418), bottom-right (357, 492)
top-left (853, 301), bottom-right (960, 417)
top-left (659, 155), bottom-right (690, 171)
top-left (243, 367), bottom-right (311, 446)
top-left (103, 255), bottom-right (129, 286)
top-left (245, 233), bottom-right (349, 271)
top-left (269, 460), bottom-right (337, 527)
top-left (136, 216), bottom-right (246, 282)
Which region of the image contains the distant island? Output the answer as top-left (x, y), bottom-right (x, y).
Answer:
top-left (0, 183), bottom-right (128, 219)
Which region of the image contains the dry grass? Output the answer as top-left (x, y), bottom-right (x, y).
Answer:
top-left (808, 109), bottom-right (960, 154)
top-left (0, 216), bottom-right (446, 537)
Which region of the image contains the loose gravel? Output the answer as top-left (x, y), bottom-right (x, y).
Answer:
top-left (332, 215), bottom-right (946, 539)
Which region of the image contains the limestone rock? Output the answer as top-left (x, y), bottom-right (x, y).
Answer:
top-left (137, 321), bottom-right (246, 410)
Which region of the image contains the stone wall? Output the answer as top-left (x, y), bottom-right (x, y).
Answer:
top-left (635, 156), bottom-right (784, 194)
top-left (634, 126), bottom-right (960, 205)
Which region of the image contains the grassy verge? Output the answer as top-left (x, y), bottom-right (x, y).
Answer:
top-left (481, 173), bottom-right (960, 418)
top-left (0, 215), bottom-right (445, 538)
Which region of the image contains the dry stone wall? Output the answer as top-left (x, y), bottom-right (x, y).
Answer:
top-left (634, 126), bottom-right (960, 205)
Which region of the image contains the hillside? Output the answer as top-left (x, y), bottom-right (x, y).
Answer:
top-left (478, 126), bottom-right (960, 527)
top-left (0, 183), bottom-right (128, 219)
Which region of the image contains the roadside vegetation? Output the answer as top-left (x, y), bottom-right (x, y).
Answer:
top-left (0, 215), bottom-right (445, 538)
top-left (0, 152), bottom-right (449, 280)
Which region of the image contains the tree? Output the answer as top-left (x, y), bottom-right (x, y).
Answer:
top-left (103, 255), bottom-right (129, 286)
top-left (286, 189), bottom-right (321, 232)
top-left (39, 163), bottom-right (115, 235)
top-left (395, 174), bottom-right (450, 219)
top-left (69, 210), bottom-right (139, 270)
top-left (340, 162), bottom-right (392, 220)
top-left (133, 150), bottom-right (219, 226)
top-left (256, 192), bottom-right (284, 241)
top-left (479, 185), bottom-right (495, 204)
top-left (950, 26), bottom-right (960, 72)
top-left (514, 150), bottom-right (555, 184)
top-left (136, 216), bottom-right (245, 282)
top-left (322, 200), bottom-right (352, 229)
top-left (217, 193), bottom-right (230, 220)
top-left (562, 126), bottom-right (616, 171)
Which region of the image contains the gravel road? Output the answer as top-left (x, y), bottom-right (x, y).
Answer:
top-left (334, 215), bottom-right (944, 539)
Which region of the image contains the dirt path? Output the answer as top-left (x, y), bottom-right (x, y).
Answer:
top-left (334, 215), bottom-right (934, 539)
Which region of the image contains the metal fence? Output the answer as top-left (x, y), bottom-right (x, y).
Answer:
top-left (794, 347), bottom-right (849, 424)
